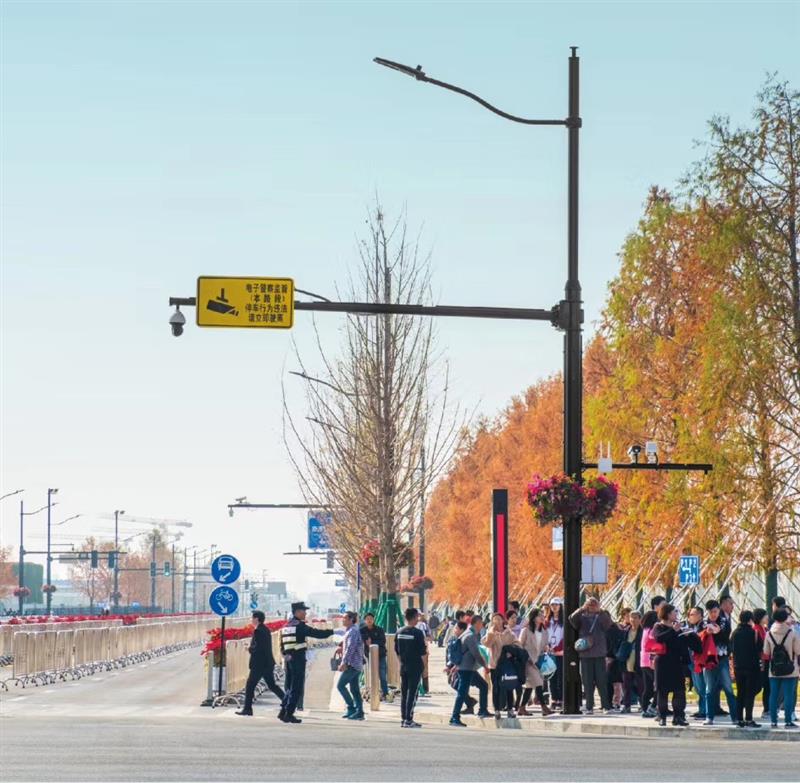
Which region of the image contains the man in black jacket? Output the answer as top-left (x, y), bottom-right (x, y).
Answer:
top-left (360, 612), bottom-right (388, 699)
top-left (236, 611), bottom-right (285, 716)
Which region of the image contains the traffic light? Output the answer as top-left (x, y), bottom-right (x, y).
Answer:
top-left (108, 552), bottom-right (116, 569)
top-left (149, 562), bottom-right (156, 578)
top-left (244, 579), bottom-right (250, 590)
top-left (163, 561), bottom-right (171, 577)
top-left (326, 551), bottom-right (335, 569)
top-left (91, 550), bottom-right (99, 569)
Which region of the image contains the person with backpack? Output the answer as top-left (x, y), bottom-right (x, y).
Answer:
top-left (763, 608), bottom-right (800, 728)
top-left (449, 615), bottom-right (491, 725)
top-left (445, 621), bottom-right (476, 715)
top-left (730, 610), bottom-right (763, 727)
top-left (484, 612), bottom-right (519, 718)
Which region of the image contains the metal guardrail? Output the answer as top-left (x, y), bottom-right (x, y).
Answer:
top-left (1, 618), bottom-right (218, 690)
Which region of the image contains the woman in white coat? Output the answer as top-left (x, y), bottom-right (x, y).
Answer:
top-left (517, 608), bottom-right (554, 715)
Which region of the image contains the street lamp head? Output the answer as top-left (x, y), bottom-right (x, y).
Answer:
top-left (49, 488), bottom-right (59, 496)
top-left (373, 57), bottom-right (427, 81)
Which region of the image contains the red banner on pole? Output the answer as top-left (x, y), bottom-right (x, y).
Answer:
top-left (492, 489), bottom-right (509, 616)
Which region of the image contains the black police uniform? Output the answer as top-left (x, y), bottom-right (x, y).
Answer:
top-left (241, 622), bottom-right (285, 713)
top-left (279, 613), bottom-right (334, 721)
top-left (394, 624), bottom-right (427, 724)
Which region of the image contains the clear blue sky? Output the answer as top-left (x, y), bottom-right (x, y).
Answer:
top-left (2, 2), bottom-right (798, 596)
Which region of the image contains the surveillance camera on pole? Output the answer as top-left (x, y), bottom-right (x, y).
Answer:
top-left (645, 441), bottom-right (659, 465)
top-left (627, 444), bottom-right (643, 464)
top-left (169, 307), bottom-right (186, 337)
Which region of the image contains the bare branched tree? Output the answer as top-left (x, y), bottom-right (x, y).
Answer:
top-left (284, 204), bottom-right (465, 597)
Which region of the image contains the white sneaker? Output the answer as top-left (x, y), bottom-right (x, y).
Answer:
top-left (583, 709), bottom-right (594, 715)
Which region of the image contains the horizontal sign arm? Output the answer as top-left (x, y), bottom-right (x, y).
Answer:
top-left (171, 296), bottom-right (557, 324)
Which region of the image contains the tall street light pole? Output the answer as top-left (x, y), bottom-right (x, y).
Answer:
top-left (150, 533), bottom-right (157, 610)
top-left (113, 509), bottom-right (125, 611)
top-left (374, 47), bottom-right (584, 713)
top-left (45, 487), bottom-right (59, 614)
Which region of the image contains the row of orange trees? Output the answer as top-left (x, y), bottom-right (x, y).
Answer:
top-left (426, 78), bottom-right (799, 604)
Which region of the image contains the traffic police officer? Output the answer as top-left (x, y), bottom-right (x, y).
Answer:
top-left (279, 601), bottom-right (334, 723)
top-left (394, 606), bottom-right (428, 727)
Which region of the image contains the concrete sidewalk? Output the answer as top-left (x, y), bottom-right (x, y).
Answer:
top-left (353, 644), bottom-right (800, 742)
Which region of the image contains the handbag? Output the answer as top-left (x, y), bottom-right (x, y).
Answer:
top-left (330, 649), bottom-right (342, 672)
top-left (615, 639), bottom-right (634, 663)
top-left (536, 653), bottom-right (557, 679)
top-left (574, 614), bottom-right (599, 652)
top-left (499, 658), bottom-right (520, 690)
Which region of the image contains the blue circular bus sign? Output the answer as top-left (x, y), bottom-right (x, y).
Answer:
top-left (211, 554), bottom-right (241, 585)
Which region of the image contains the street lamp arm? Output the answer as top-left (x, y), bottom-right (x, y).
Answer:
top-left (373, 57), bottom-right (567, 127)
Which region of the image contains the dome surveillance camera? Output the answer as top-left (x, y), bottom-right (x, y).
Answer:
top-left (169, 308), bottom-right (186, 337)
top-left (627, 444), bottom-right (643, 463)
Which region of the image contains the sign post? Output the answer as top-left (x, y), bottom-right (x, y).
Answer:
top-left (678, 555), bottom-right (700, 587)
top-left (209, 554), bottom-right (242, 699)
top-left (491, 489), bottom-right (509, 615)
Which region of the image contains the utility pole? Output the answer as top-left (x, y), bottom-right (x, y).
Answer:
top-left (113, 509), bottom-right (125, 610)
top-left (182, 546), bottom-right (189, 613)
top-left (171, 541), bottom-right (176, 613)
top-left (45, 487), bottom-right (58, 613)
top-left (18, 500), bottom-right (25, 614)
top-left (150, 533), bottom-right (157, 610)
top-left (561, 47), bottom-right (584, 715)
top-left (418, 445), bottom-right (426, 611)
top-left (192, 549), bottom-right (197, 613)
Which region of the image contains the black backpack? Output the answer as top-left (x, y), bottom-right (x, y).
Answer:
top-left (446, 635), bottom-right (464, 668)
top-left (769, 630), bottom-right (795, 677)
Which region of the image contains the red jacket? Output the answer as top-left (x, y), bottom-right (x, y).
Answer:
top-left (693, 630), bottom-right (719, 673)
top-left (754, 624), bottom-right (769, 661)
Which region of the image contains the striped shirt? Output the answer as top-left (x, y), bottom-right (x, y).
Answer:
top-left (341, 625), bottom-right (364, 670)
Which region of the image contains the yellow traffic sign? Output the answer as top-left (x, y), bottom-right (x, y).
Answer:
top-left (196, 277), bottom-right (294, 328)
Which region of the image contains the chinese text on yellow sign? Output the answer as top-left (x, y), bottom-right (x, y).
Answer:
top-left (196, 277), bottom-right (294, 328)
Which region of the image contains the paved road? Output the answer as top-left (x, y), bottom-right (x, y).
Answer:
top-left (1, 649), bottom-right (796, 782)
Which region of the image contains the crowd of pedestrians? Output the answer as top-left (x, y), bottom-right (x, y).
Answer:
top-left (237, 595), bottom-right (799, 732)
top-left (440, 594), bottom-right (799, 730)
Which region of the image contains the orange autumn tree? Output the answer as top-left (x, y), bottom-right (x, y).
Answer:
top-left (426, 376), bottom-right (563, 604)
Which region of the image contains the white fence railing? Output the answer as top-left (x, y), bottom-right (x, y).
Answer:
top-left (2, 618), bottom-right (218, 689)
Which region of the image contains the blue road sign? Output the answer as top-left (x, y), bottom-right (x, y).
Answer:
top-left (211, 554), bottom-right (241, 585)
top-left (308, 510), bottom-right (333, 550)
top-left (678, 555), bottom-right (700, 586)
top-left (250, 600), bottom-right (258, 610)
top-left (339, 602), bottom-right (347, 613)
top-left (209, 586), bottom-right (239, 616)
top-left (335, 578), bottom-right (347, 588)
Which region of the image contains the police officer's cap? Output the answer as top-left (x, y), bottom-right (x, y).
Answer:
top-left (291, 601), bottom-right (310, 612)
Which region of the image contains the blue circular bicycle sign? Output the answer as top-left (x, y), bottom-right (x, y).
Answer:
top-left (211, 554), bottom-right (241, 585)
top-left (209, 586), bottom-right (239, 616)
